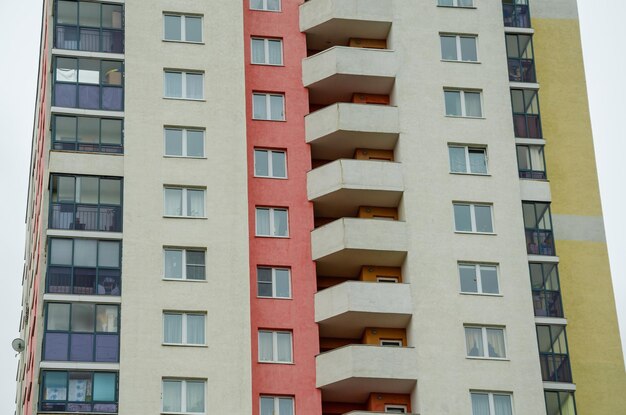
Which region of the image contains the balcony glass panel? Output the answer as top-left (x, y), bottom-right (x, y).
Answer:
top-left (503, 0), bottom-right (531, 28)
top-left (530, 263), bottom-right (564, 318)
top-left (537, 325), bottom-right (572, 383)
top-left (506, 34), bottom-right (536, 83)
top-left (511, 89), bottom-right (542, 138)
top-left (40, 370), bottom-right (118, 413)
top-left (516, 145), bottom-right (546, 179)
top-left (522, 201), bottom-right (555, 255)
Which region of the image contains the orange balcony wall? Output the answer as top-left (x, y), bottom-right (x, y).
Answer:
top-left (361, 328), bottom-right (407, 346)
top-left (359, 266), bottom-right (402, 283)
top-left (367, 393), bottom-right (412, 412)
top-left (358, 206), bottom-right (398, 220)
top-left (354, 148), bottom-right (394, 161)
top-left (352, 93), bottom-right (390, 105)
top-left (349, 38), bottom-right (388, 49)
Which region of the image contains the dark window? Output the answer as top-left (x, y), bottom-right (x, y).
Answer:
top-left (516, 145), bottom-right (546, 179)
top-left (522, 202), bottom-right (555, 256)
top-left (503, 0), bottom-right (531, 28)
top-left (511, 89), bottom-right (542, 138)
top-left (52, 115), bottom-right (123, 154)
top-left (530, 263), bottom-right (563, 318)
top-left (537, 325), bottom-right (573, 383)
top-left (40, 370), bottom-right (118, 412)
top-left (506, 34), bottom-right (536, 82)
top-left (545, 390), bottom-right (577, 415)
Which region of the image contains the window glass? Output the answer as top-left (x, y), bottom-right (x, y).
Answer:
top-left (275, 269), bottom-right (290, 298)
top-left (93, 373), bottom-right (116, 401)
top-left (77, 176), bottom-right (99, 204)
top-left (517, 146), bottom-right (530, 170)
top-left (187, 314), bottom-right (205, 344)
top-left (96, 305), bottom-right (118, 332)
top-left (185, 73), bottom-right (203, 100)
top-left (493, 394), bottom-right (513, 415)
top-left (257, 268), bottom-right (273, 297)
top-left (162, 380), bottom-right (182, 412)
top-left (272, 151), bottom-right (286, 177)
top-left (251, 39), bottom-right (266, 64)
top-left (468, 149), bottom-right (487, 174)
top-left (260, 397), bottom-right (275, 415)
top-left (164, 15), bottom-right (181, 41)
top-left (186, 250), bottom-right (205, 280)
top-left (79, 2), bottom-right (100, 27)
top-left (186, 189), bottom-right (205, 216)
top-left (454, 204), bottom-right (472, 232)
top-left (50, 239), bottom-right (73, 265)
top-left (449, 147), bottom-right (466, 173)
top-left (43, 371), bottom-right (68, 401)
top-left (55, 116), bottom-right (76, 142)
top-left (187, 130), bottom-right (204, 157)
top-left (471, 393), bottom-right (490, 415)
top-left (474, 205), bottom-right (493, 232)
top-left (279, 398), bottom-right (294, 414)
top-left (440, 36), bottom-right (457, 60)
top-left (78, 59), bottom-right (100, 84)
top-left (77, 117), bottom-right (99, 143)
top-left (100, 179), bottom-right (121, 205)
top-left (438, 0), bottom-right (454, 5)
top-left (101, 119), bottom-right (122, 145)
top-left (267, 0), bottom-right (280, 10)
top-left (74, 239), bottom-right (97, 267)
top-left (71, 303), bottom-right (95, 332)
top-left (258, 331), bottom-right (273, 361)
top-left (481, 266), bottom-right (499, 294)
top-left (459, 265), bottom-right (478, 293)
top-left (185, 17), bottom-right (202, 42)
top-left (464, 92), bottom-right (482, 117)
top-left (47, 303), bottom-right (71, 331)
top-left (276, 332), bottom-right (292, 362)
top-left (253, 94), bottom-right (267, 119)
top-left (102, 4), bottom-right (123, 29)
top-left (186, 381), bottom-right (205, 412)
top-left (57, 57), bottom-right (78, 82)
top-left (164, 72), bottom-right (182, 98)
top-left (273, 209), bottom-right (288, 236)
top-left (164, 188), bottom-right (183, 216)
top-left (511, 89), bottom-right (525, 113)
top-left (54, 176), bottom-right (76, 202)
top-left (164, 313), bottom-right (183, 343)
top-left (487, 328), bottom-right (506, 357)
top-left (164, 250), bottom-right (183, 279)
top-left (255, 150), bottom-right (269, 176)
top-left (57, 1), bottom-right (78, 25)
top-left (256, 208), bottom-right (270, 235)
top-left (461, 37), bottom-right (477, 61)
top-left (102, 61), bottom-right (123, 85)
top-left (165, 129), bottom-right (183, 156)
top-left (445, 91), bottom-right (462, 116)
top-left (270, 95), bottom-right (284, 120)
top-left (268, 40), bottom-right (282, 64)
top-left (465, 327), bottom-right (484, 357)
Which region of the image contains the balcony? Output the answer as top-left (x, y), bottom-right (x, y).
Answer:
top-left (316, 345), bottom-right (418, 402)
top-left (540, 353), bottom-right (573, 383)
top-left (312, 218), bottom-right (408, 277)
top-left (503, 2), bottom-right (531, 28)
top-left (55, 26), bottom-right (124, 54)
top-left (306, 103), bottom-right (399, 160)
top-left (300, 0), bottom-right (392, 50)
top-left (316, 281), bottom-right (412, 338)
top-left (303, 47), bottom-right (397, 105)
top-left (49, 203), bottom-right (122, 232)
top-left (308, 159), bottom-right (403, 218)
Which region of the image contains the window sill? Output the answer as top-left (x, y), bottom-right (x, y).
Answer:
top-left (250, 8), bottom-right (282, 12)
top-left (450, 172), bottom-right (491, 177)
top-left (163, 155), bottom-right (207, 160)
top-left (251, 62), bottom-right (285, 67)
top-left (454, 231), bottom-right (497, 236)
top-left (257, 295), bottom-right (293, 300)
top-left (163, 278), bottom-right (207, 283)
top-left (258, 361), bottom-right (294, 365)
top-left (437, 5), bottom-right (477, 9)
top-left (460, 292), bottom-right (503, 298)
top-left (441, 59), bottom-right (481, 64)
top-left (255, 234), bottom-right (290, 239)
top-left (466, 356), bottom-right (510, 362)
top-left (162, 343), bottom-right (208, 348)
top-left (162, 39), bottom-right (205, 45)
top-left (253, 175), bottom-right (289, 180)
top-left (251, 117), bottom-right (287, 122)
top-left (163, 215), bottom-right (208, 219)
top-left (445, 115), bottom-right (486, 120)
top-left (163, 97), bottom-right (206, 102)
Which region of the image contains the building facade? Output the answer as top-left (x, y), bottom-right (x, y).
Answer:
top-left (15, 0), bottom-right (626, 414)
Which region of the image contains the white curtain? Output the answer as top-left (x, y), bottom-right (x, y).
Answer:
top-left (260, 397), bottom-right (274, 415)
top-left (493, 395), bottom-right (513, 415)
top-left (186, 381), bottom-right (205, 413)
top-left (270, 95), bottom-right (284, 120)
top-left (253, 94), bottom-right (267, 119)
top-left (471, 393), bottom-right (490, 415)
top-left (276, 332), bottom-right (292, 362)
top-left (487, 329), bottom-right (506, 358)
top-left (187, 190), bottom-right (204, 217)
top-left (268, 40), bottom-right (282, 64)
top-left (185, 73), bottom-right (203, 100)
top-left (162, 381), bottom-right (182, 412)
top-left (252, 38), bottom-right (266, 63)
top-left (468, 149), bottom-right (487, 174)
top-left (186, 315), bottom-right (205, 345)
top-left (164, 72), bottom-right (182, 98)
top-left (279, 398), bottom-right (294, 415)
top-left (465, 327), bottom-right (484, 357)
top-left (164, 314), bottom-right (182, 343)
top-left (464, 92), bottom-right (482, 117)
top-left (258, 331), bottom-right (273, 361)
top-left (57, 68), bottom-right (77, 82)
top-left (445, 91), bottom-right (462, 116)
top-left (448, 147), bottom-right (466, 172)
top-left (164, 188), bottom-right (182, 216)
top-left (256, 209), bottom-right (270, 235)
top-left (273, 209), bottom-right (288, 236)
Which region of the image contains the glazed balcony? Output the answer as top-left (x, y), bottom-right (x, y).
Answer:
top-left (308, 159), bottom-right (403, 218)
top-left (316, 281), bottom-right (412, 338)
top-left (303, 47), bottom-right (397, 105)
top-left (300, 0), bottom-right (392, 51)
top-left (306, 103), bottom-right (399, 160)
top-left (311, 218), bottom-right (408, 277)
top-left (316, 345), bottom-right (418, 402)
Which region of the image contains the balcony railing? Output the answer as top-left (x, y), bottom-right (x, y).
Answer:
top-left (525, 229), bottom-right (555, 256)
top-left (503, 4), bottom-right (531, 28)
top-left (519, 169), bottom-right (546, 180)
top-left (47, 266), bottom-right (121, 295)
top-left (55, 25), bottom-right (124, 53)
top-left (508, 58), bottom-right (536, 83)
top-left (53, 83), bottom-right (123, 111)
top-left (532, 290), bottom-right (563, 318)
top-left (53, 141), bottom-right (123, 154)
top-left (540, 353), bottom-right (573, 383)
top-left (43, 332), bottom-right (119, 363)
top-left (513, 113), bottom-right (542, 138)
top-left (49, 203), bottom-right (122, 232)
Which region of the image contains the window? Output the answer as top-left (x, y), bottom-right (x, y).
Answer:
top-left (537, 325), bottom-right (572, 383)
top-left (459, 263), bottom-right (499, 294)
top-left (444, 90), bottom-right (482, 117)
top-left (449, 145), bottom-right (487, 174)
top-left (43, 303), bottom-right (119, 362)
top-left (164, 128), bottom-right (205, 158)
top-left (440, 34), bottom-right (477, 62)
top-left (54, 0), bottom-right (124, 53)
top-left (503, 0), bottom-right (531, 28)
top-left (40, 370), bottom-right (118, 413)
top-left (257, 267), bottom-right (291, 298)
top-left (465, 326), bottom-right (506, 358)
top-left (52, 115), bottom-right (123, 154)
top-left (163, 312), bottom-right (205, 345)
top-left (453, 203), bottom-right (493, 233)
top-left (254, 149), bottom-right (287, 178)
top-left (49, 175), bottom-right (123, 232)
top-left (250, 0), bottom-right (281, 12)
top-left (163, 14), bottom-right (202, 43)
top-left (545, 391), bottom-right (577, 415)
top-left (164, 248), bottom-right (206, 280)
top-left (253, 93), bottom-right (285, 121)
top-left (438, 0), bottom-right (474, 6)
top-left (471, 392), bottom-right (513, 415)
top-left (47, 238), bottom-right (121, 295)
top-left (511, 89), bottom-right (542, 138)
top-left (522, 202), bottom-right (554, 255)
top-left (506, 34), bottom-right (536, 83)
top-left (164, 71), bottom-right (204, 100)
top-left (260, 396), bottom-right (294, 415)
top-left (530, 262), bottom-right (563, 318)
top-left (164, 187), bottom-right (205, 217)
top-left (258, 330), bottom-right (292, 363)
top-left (385, 405), bottom-right (408, 413)
top-left (380, 339), bottom-right (403, 347)
top-left (256, 207), bottom-right (288, 237)
top-left (251, 38), bottom-right (283, 65)
top-left (516, 145), bottom-right (545, 179)
top-left (53, 57), bottom-right (123, 110)
top-left (162, 379), bottom-right (205, 414)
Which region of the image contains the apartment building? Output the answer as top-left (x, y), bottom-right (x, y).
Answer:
top-left (15, 0), bottom-right (626, 414)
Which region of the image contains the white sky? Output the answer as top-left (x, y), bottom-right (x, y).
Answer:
top-left (0, 0), bottom-right (624, 412)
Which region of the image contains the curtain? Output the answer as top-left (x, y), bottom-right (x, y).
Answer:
top-left (270, 95), bottom-right (284, 120)
top-left (164, 72), bottom-right (182, 98)
top-left (185, 73), bottom-right (203, 99)
top-left (186, 381), bottom-right (205, 413)
top-left (464, 92), bottom-right (482, 117)
top-left (258, 331), bottom-right (273, 361)
top-left (268, 40), bottom-right (282, 64)
top-left (256, 209), bottom-right (270, 235)
top-left (493, 395), bottom-right (513, 415)
top-left (164, 189), bottom-right (182, 216)
top-left (474, 205), bottom-right (493, 233)
top-left (253, 94), bottom-right (267, 119)
top-left (274, 209), bottom-right (288, 236)
top-left (276, 332), bottom-right (292, 362)
top-left (468, 150), bottom-right (487, 174)
top-left (252, 38), bottom-right (266, 63)
top-left (271, 151), bottom-right (286, 177)
top-left (279, 398), bottom-right (294, 415)
top-left (44, 372), bottom-right (68, 401)
top-left (164, 250), bottom-right (183, 279)
top-left (445, 91), bottom-right (462, 116)
top-left (465, 327), bottom-right (484, 357)
top-left (186, 315), bottom-right (205, 345)
top-left (260, 397), bottom-right (274, 415)
top-left (448, 147), bottom-right (466, 173)
top-left (187, 190), bottom-right (205, 217)
top-left (275, 269), bottom-right (290, 298)
top-left (102, 87), bottom-right (123, 111)
top-left (267, 0), bottom-right (280, 10)
top-left (162, 381), bottom-right (182, 412)
top-left (164, 314), bottom-right (182, 343)
top-left (55, 84), bottom-right (77, 107)
top-left (471, 393), bottom-right (490, 415)
top-left (185, 17), bottom-right (202, 42)
top-left (487, 329), bottom-right (506, 358)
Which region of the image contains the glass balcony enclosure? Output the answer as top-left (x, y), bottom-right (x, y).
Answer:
top-left (511, 89), bottom-right (542, 139)
top-left (522, 201), bottom-right (555, 256)
top-left (530, 262), bottom-right (563, 318)
top-left (537, 325), bottom-right (573, 383)
top-left (503, 0), bottom-right (531, 28)
top-left (506, 34), bottom-right (536, 83)
top-left (40, 370), bottom-right (118, 413)
top-left (52, 114), bottom-right (123, 154)
top-left (517, 145), bottom-right (546, 179)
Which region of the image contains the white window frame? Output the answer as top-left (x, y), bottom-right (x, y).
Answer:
top-left (440, 34), bottom-right (478, 62)
top-left (257, 267), bottom-right (292, 299)
top-left (453, 203), bottom-right (494, 234)
top-left (163, 187), bottom-right (206, 218)
top-left (254, 149), bottom-right (287, 179)
top-left (161, 378), bottom-right (206, 415)
top-left (465, 326), bottom-right (507, 359)
top-left (162, 312), bottom-right (206, 346)
top-left (164, 70), bottom-right (204, 100)
top-left (458, 263), bottom-right (499, 295)
top-left (438, 0), bottom-right (475, 7)
top-left (377, 276), bottom-right (399, 283)
top-left (251, 37), bottom-right (284, 66)
top-left (384, 404), bottom-right (408, 413)
top-left (444, 89), bottom-right (483, 118)
top-left (380, 339), bottom-right (403, 347)
top-left (250, 0), bottom-right (281, 12)
top-left (448, 145), bottom-right (488, 175)
top-left (163, 14), bottom-right (204, 43)
top-left (470, 391), bottom-right (514, 415)
top-left (163, 248), bottom-right (206, 281)
top-left (252, 93), bottom-right (285, 121)
top-left (164, 128), bottom-right (205, 158)
top-left (255, 207), bottom-right (289, 237)
top-left (258, 330), bottom-right (293, 363)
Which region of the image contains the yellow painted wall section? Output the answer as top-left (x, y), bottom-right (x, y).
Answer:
top-left (534, 18), bottom-right (626, 413)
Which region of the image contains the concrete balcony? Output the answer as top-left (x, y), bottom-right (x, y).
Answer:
top-left (316, 345), bottom-right (418, 402)
top-left (303, 47), bottom-right (397, 105)
top-left (312, 218), bottom-right (407, 277)
top-left (306, 103), bottom-right (399, 160)
top-left (520, 179), bottom-right (551, 202)
top-left (300, 0), bottom-right (393, 50)
top-left (316, 281), bottom-right (412, 338)
top-left (308, 159), bottom-right (403, 218)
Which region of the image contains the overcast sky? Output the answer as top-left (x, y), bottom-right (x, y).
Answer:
top-left (0, 0), bottom-right (624, 412)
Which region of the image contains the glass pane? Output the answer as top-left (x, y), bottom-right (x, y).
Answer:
top-left (93, 373), bottom-right (116, 401)
top-left (187, 315), bottom-right (205, 345)
top-left (251, 38), bottom-right (266, 64)
top-left (163, 380), bottom-right (182, 412)
top-left (163, 313), bottom-right (182, 343)
top-left (275, 269), bottom-right (290, 298)
top-left (77, 176), bottom-right (98, 203)
top-left (50, 239), bottom-right (73, 265)
top-left (471, 393), bottom-right (490, 415)
top-left (96, 305), bottom-right (118, 333)
top-left (453, 204), bottom-right (472, 232)
top-left (511, 90), bottom-right (525, 113)
top-left (79, 2), bottom-right (100, 27)
top-left (54, 116), bottom-right (77, 142)
top-left (185, 16), bottom-right (202, 42)
top-left (468, 149), bottom-right (487, 174)
top-left (186, 130), bottom-right (204, 157)
top-left (53, 176), bottom-right (76, 202)
top-left (440, 36), bottom-right (457, 60)
top-left (100, 179), bottom-right (121, 205)
top-left (530, 146), bottom-right (545, 171)
top-left (267, 0), bottom-right (280, 10)
top-left (448, 147), bottom-right (467, 173)
top-left (164, 250), bottom-right (183, 279)
top-left (186, 250), bottom-right (205, 266)
top-left (47, 303), bottom-right (71, 330)
top-left (516, 146), bottom-right (531, 170)
top-left (256, 208), bottom-right (270, 235)
top-left (186, 189), bottom-right (205, 217)
top-left (464, 92), bottom-right (482, 117)
top-left (439, 0), bottom-right (454, 5)
top-left (268, 40), bottom-right (282, 65)
top-left (253, 94), bottom-right (267, 119)
top-left (506, 35), bottom-right (520, 58)
top-left (445, 91), bottom-right (462, 116)
top-left (102, 5), bottom-right (123, 29)
top-left (74, 239), bottom-right (97, 267)
top-left (271, 151), bottom-right (286, 177)
top-left (493, 394), bottom-right (513, 415)
top-left (260, 397), bottom-right (275, 415)
top-left (186, 381), bottom-right (205, 413)
top-left (480, 266), bottom-right (499, 294)
top-left (57, 1), bottom-right (78, 25)
top-left (164, 72), bottom-right (183, 98)
top-left (164, 188), bottom-right (183, 216)
top-left (461, 37), bottom-right (477, 61)
top-left (459, 265), bottom-right (478, 293)
top-left (43, 371), bottom-right (68, 401)
top-left (77, 117), bottom-right (99, 144)
top-left (185, 73), bottom-right (203, 99)
top-left (474, 205), bottom-right (493, 233)
top-left (56, 57), bottom-right (78, 82)
top-left (465, 327), bottom-right (484, 356)
top-left (459, 0), bottom-right (474, 6)
top-left (273, 209), bottom-right (288, 236)
top-left (101, 119), bottom-right (122, 145)
top-left (78, 59), bottom-right (100, 84)
top-left (71, 303), bottom-right (95, 332)
top-left (269, 95), bottom-right (284, 120)
top-left (255, 150), bottom-right (269, 176)
top-left (545, 391), bottom-right (560, 415)
top-left (257, 268), bottom-right (272, 297)
top-left (258, 331), bottom-right (273, 361)
top-left (102, 61), bottom-right (123, 85)
top-left (487, 328), bottom-right (506, 358)
top-left (279, 398), bottom-right (294, 415)
top-left (165, 129), bottom-right (183, 156)
top-left (276, 332), bottom-right (292, 362)
top-left (522, 203), bottom-right (536, 228)
top-left (68, 372), bottom-right (91, 402)
top-left (164, 15), bottom-right (181, 41)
